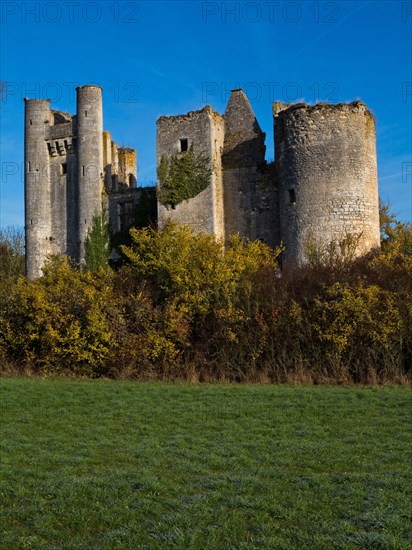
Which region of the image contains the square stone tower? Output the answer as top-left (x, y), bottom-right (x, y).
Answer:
top-left (156, 106), bottom-right (225, 240)
top-left (156, 90), bottom-right (277, 245)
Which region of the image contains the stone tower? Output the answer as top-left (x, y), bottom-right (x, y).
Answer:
top-left (156, 106), bottom-right (225, 240)
top-left (273, 101), bottom-right (380, 263)
top-left (76, 85), bottom-right (104, 264)
top-left (24, 85), bottom-right (155, 279)
top-left (24, 98), bottom-right (53, 279)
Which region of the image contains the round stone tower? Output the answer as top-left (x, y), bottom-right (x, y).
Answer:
top-left (76, 85), bottom-right (104, 265)
top-left (274, 101), bottom-right (380, 264)
top-left (24, 98), bottom-right (52, 279)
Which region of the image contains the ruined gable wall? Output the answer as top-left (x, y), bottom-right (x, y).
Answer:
top-left (222, 90), bottom-right (268, 243)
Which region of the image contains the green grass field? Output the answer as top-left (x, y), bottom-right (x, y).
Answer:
top-left (1, 379), bottom-right (411, 549)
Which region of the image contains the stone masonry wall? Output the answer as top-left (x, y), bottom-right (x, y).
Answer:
top-left (222, 89), bottom-right (268, 243)
top-left (118, 148), bottom-right (137, 188)
top-left (47, 114), bottom-right (75, 259)
top-left (274, 101), bottom-right (380, 264)
top-left (76, 85), bottom-right (104, 265)
top-left (24, 98), bottom-right (52, 279)
top-left (25, 86), bottom-right (143, 277)
top-left (157, 106), bottom-right (225, 240)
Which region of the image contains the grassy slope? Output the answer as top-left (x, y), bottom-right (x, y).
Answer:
top-left (0, 379), bottom-right (411, 549)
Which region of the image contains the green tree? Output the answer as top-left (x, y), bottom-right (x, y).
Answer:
top-left (0, 226), bottom-right (25, 280)
top-left (379, 200), bottom-right (412, 255)
top-left (157, 145), bottom-right (212, 208)
top-left (84, 211), bottom-right (110, 272)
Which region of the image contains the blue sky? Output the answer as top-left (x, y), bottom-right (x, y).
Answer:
top-left (1, 0), bottom-right (411, 227)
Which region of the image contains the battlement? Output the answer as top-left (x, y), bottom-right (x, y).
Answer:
top-left (157, 105), bottom-right (222, 125)
top-left (273, 99), bottom-right (375, 119)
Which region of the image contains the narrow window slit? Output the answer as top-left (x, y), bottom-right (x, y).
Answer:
top-left (179, 138), bottom-right (188, 152)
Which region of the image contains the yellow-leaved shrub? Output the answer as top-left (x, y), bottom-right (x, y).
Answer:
top-left (0, 220), bottom-right (410, 383)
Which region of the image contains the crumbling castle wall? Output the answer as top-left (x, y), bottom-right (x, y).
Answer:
top-left (118, 147), bottom-right (137, 189)
top-left (156, 93), bottom-right (380, 260)
top-left (47, 110), bottom-right (76, 260)
top-left (105, 141), bottom-right (139, 233)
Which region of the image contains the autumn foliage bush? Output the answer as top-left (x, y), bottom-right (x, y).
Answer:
top-left (0, 220), bottom-right (411, 383)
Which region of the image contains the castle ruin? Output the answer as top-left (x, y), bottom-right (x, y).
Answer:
top-left (24, 85), bottom-right (380, 279)
top-left (24, 85), bottom-right (150, 279)
top-left (157, 89), bottom-right (380, 262)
